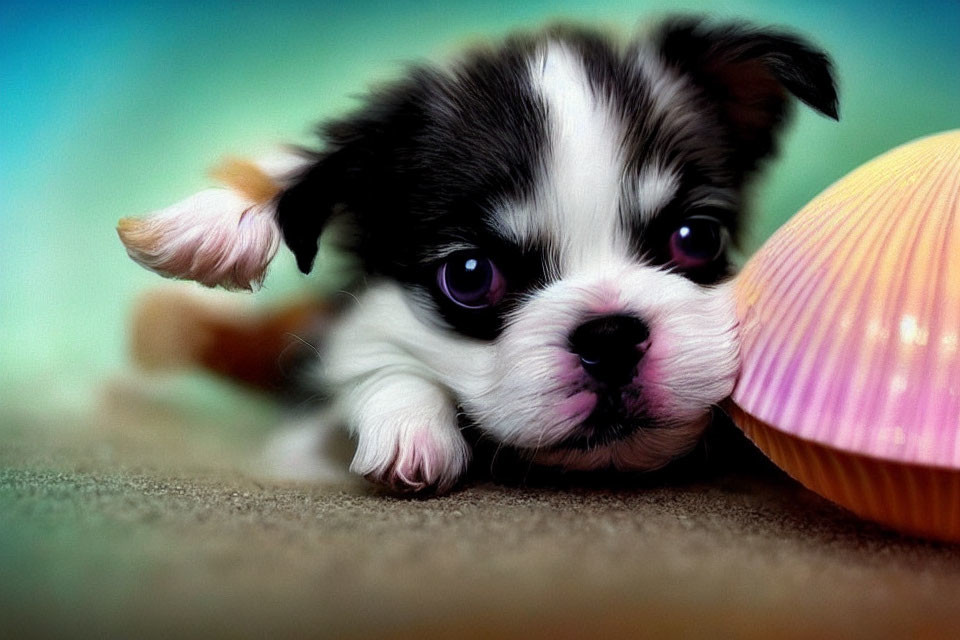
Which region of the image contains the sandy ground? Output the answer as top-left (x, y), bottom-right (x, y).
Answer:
top-left (3, 373), bottom-right (960, 639)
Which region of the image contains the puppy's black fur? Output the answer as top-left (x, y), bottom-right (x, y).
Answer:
top-left (277, 18), bottom-right (836, 343)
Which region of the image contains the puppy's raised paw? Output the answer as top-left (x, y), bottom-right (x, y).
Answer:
top-left (351, 422), bottom-right (470, 494)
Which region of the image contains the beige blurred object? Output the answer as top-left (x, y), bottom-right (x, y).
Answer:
top-left (129, 287), bottom-right (332, 393)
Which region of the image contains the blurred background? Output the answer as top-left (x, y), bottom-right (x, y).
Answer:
top-left (0, 0), bottom-right (958, 432)
top-left (2, 2), bottom-right (959, 636)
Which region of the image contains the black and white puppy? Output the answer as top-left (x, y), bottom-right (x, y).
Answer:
top-left (119, 17), bottom-right (838, 492)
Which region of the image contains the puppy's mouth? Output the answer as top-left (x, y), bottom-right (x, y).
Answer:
top-left (549, 391), bottom-right (658, 451)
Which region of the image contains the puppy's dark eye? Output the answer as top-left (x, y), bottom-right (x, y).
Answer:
top-left (668, 216), bottom-right (728, 268)
top-left (437, 253), bottom-right (505, 309)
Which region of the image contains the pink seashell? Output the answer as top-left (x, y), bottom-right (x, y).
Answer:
top-left (728, 130), bottom-right (960, 540)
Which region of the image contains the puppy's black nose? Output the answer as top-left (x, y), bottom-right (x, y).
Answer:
top-left (569, 315), bottom-right (650, 386)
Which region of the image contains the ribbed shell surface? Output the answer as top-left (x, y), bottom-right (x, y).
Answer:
top-left (733, 130), bottom-right (960, 468)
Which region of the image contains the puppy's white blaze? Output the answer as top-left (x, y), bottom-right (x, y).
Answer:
top-left (510, 42), bottom-right (629, 272)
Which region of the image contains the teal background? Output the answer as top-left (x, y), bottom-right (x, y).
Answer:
top-left (1, 1), bottom-right (958, 418)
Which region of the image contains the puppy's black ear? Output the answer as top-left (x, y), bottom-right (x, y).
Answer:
top-left (274, 79), bottom-right (425, 274)
top-left (274, 149), bottom-right (351, 274)
top-left (654, 17), bottom-right (839, 169)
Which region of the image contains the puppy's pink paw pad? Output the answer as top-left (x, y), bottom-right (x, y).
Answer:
top-left (353, 427), bottom-right (469, 494)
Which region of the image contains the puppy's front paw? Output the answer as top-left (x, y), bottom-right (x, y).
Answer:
top-left (351, 420), bottom-right (470, 494)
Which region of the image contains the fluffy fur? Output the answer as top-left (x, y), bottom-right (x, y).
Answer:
top-left (119, 16), bottom-right (838, 492)
top-left (118, 154), bottom-right (306, 291)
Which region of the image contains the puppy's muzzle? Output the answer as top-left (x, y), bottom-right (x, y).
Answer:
top-left (569, 315), bottom-right (650, 387)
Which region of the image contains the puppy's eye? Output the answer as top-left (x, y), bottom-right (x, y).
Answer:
top-left (437, 253), bottom-right (505, 309)
top-left (668, 216), bottom-right (728, 268)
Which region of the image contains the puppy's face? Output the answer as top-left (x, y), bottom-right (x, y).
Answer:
top-left (279, 20), bottom-right (837, 471)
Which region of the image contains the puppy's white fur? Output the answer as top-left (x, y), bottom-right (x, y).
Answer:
top-left (497, 44), bottom-right (627, 265)
top-left (118, 153), bottom-right (308, 291)
top-left (223, 41), bottom-right (742, 490)
top-left (300, 42), bottom-right (739, 489)
top-left (118, 29), bottom-right (792, 492)
top-left (318, 272), bottom-right (737, 489)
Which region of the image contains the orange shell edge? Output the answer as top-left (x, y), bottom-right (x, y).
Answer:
top-left (726, 401), bottom-right (960, 542)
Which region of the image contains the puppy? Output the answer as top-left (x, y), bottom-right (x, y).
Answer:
top-left (119, 17), bottom-right (838, 492)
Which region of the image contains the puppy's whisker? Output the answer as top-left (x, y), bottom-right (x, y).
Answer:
top-left (283, 332), bottom-right (322, 358)
top-left (336, 289), bottom-right (362, 306)
top-left (489, 441), bottom-right (506, 476)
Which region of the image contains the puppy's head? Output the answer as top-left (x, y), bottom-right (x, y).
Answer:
top-left (284, 18), bottom-right (839, 470)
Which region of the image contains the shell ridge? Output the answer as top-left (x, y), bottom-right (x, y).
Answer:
top-left (849, 148), bottom-right (960, 459)
top-left (833, 150), bottom-right (950, 453)
top-left (747, 165), bottom-right (915, 430)
top-left (732, 132), bottom-right (960, 540)
top-left (916, 156), bottom-right (960, 466)
top-left (737, 191), bottom-right (883, 414)
top-left (736, 144), bottom-right (928, 417)
top-left (791, 165), bottom-right (927, 442)
top-left (933, 157), bottom-right (960, 466)
top-left (733, 131), bottom-right (960, 463)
